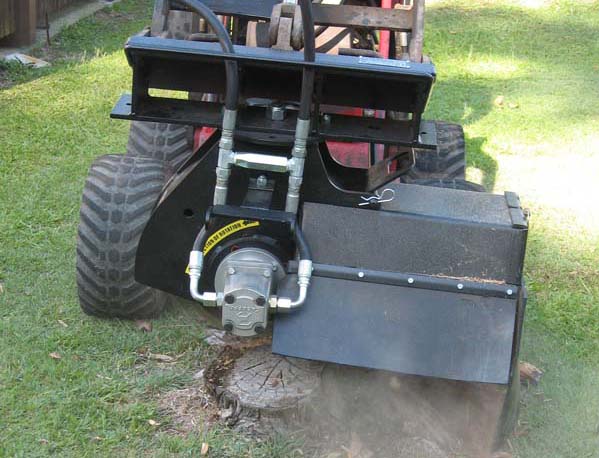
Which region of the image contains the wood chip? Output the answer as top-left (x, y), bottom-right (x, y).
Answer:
top-left (135, 320), bottom-right (153, 332)
top-left (148, 419), bottom-right (160, 426)
top-left (49, 352), bottom-right (62, 360)
top-left (200, 442), bottom-right (209, 455)
top-left (519, 361), bottom-right (543, 385)
top-left (57, 319), bottom-right (68, 328)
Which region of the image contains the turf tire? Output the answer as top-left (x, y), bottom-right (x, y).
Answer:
top-left (125, 5), bottom-right (196, 172)
top-left (126, 121), bottom-right (194, 173)
top-left (408, 121), bottom-right (466, 180)
top-left (76, 155), bottom-right (169, 319)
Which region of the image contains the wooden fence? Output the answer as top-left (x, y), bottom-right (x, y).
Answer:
top-left (0, 0), bottom-right (89, 45)
top-left (0, 0), bottom-right (16, 40)
top-left (37, 0), bottom-right (84, 27)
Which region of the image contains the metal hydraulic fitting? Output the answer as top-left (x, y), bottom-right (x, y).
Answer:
top-left (286, 118), bottom-right (310, 213)
top-left (274, 259), bottom-right (313, 312)
top-left (213, 108), bottom-right (237, 205)
top-left (188, 250), bottom-right (218, 305)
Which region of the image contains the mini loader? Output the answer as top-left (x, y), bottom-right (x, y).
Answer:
top-left (76, 0), bottom-right (528, 454)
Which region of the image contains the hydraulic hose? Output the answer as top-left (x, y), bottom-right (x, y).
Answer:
top-left (298, 0), bottom-right (316, 120)
top-left (192, 225), bottom-right (208, 252)
top-left (294, 224), bottom-right (312, 261)
top-left (177, 0), bottom-right (239, 110)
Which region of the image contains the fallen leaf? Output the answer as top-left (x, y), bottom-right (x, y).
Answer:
top-left (494, 95), bottom-right (505, 107)
top-left (135, 320), bottom-right (152, 332)
top-left (57, 319), bottom-right (68, 328)
top-left (91, 436), bottom-right (103, 442)
top-left (508, 102), bottom-right (519, 109)
top-left (449, 30), bottom-right (457, 34)
top-left (148, 419), bottom-right (160, 427)
top-left (39, 438), bottom-right (49, 445)
top-left (147, 353), bottom-right (176, 363)
top-left (193, 368), bottom-right (205, 380)
top-left (519, 361), bottom-right (543, 385)
top-left (201, 442), bottom-right (209, 455)
top-left (0, 283), bottom-right (4, 294)
top-left (49, 352), bottom-right (62, 360)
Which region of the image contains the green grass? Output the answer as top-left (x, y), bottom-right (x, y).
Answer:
top-left (1, 0), bottom-right (598, 456)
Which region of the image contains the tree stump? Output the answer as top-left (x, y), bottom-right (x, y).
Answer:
top-left (204, 344), bottom-right (508, 457)
top-left (204, 345), bottom-right (324, 434)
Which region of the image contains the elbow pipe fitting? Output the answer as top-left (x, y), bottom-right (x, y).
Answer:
top-left (274, 259), bottom-right (313, 312)
top-left (188, 249), bottom-right (218, 305)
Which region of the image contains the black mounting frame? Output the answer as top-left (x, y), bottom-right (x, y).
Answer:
top-left (111, 36), bottom-right (437, 149)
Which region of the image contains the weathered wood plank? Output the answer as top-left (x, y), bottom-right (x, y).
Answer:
top-left (0, 0), bottom-right (16, 39)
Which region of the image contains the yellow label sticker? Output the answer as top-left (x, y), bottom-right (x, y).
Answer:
top-left (203, 219), bottom-right (260, 255)
top-left (185, 219), bottom-right (260, 274)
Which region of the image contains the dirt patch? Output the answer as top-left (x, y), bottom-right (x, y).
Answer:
top-left (157, 384), bottom-right (220, 435)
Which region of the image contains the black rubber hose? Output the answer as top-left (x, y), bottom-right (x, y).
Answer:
top-left (192, 226), bottom-right (208, 251)
top-left (177, 0), bottom-right (239, 110)
top-left (298, 0), bottom-right (316, 120)
top-left (294, 225), bottom-right (312, 260)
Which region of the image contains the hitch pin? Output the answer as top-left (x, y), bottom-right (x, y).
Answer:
top-left (359, 188), bottom-right (395, 206)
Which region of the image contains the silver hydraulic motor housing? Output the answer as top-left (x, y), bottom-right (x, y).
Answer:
top-left (214, 247), bottom-right (286, 336)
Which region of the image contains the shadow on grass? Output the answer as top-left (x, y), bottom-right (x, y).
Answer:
top-left (426, 2), bottom-right (599, 129)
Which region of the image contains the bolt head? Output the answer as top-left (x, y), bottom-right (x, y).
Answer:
top-left (269, 105), bottom-right (285, 121)
top-left (255, 296), bottom-right (266, 306)
top-left (408, 277), bottom-right (414, 284)
top-left (263, 270), bottom-right (271, 278)
top-left (457, 283), bottom-right (464, 290)
top-left (224, 294), bottom-right (236, 304)
top-left (358, 271), bottom-right (365, 278)
top-left (507, 289), bottom-right (514, 296)
top-left (256, 175), bottom-right (268, 188)
top-left (254, 325), bottom-right (265, 334)
top-left (223, 322), bottom-right (234, 332)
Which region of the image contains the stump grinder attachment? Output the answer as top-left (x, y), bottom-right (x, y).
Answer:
top-left (78, 0), bottom-right (528, 453)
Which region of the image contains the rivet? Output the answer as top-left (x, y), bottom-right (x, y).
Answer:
top-left (457, 283), bottom-right (464, 290)
top-left (358, 271), bottom-right (365, 278)
top-left (507, 289), bottom-right (513, 296)
top-left (263, 270), bottom-right (271, 278)
top-left (408, 277), bottom-right (414, 284)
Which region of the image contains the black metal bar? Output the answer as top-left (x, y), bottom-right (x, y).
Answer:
top-left (287, 261), bottom-right (519, 299)
top-left (112, 94), bottom-right (437, 149)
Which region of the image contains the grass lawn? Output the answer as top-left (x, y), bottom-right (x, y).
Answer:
top-left (1, 0), bottom-right (598, 456)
